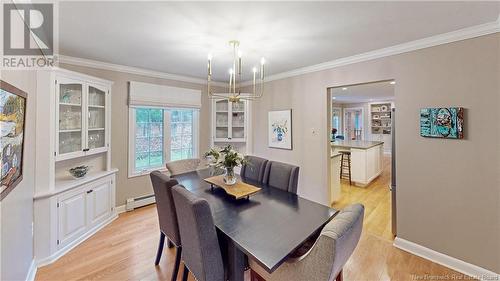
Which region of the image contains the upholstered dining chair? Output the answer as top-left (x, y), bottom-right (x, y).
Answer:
top-left (149, 171), bottom-right (182, 281)
top-left (165, 158), bottom-right (201, 176)
top-left (240, 155), bottom-right (269, 183)
top-left (250, 204), bottom-right (365, 281)
top-left (171, 185), bottom-right (225, 281)
top-left (263, 161), bottom-right (300, 194)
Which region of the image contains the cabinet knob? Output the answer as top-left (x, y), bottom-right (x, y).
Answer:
top-left (86, 189), bottom-right (93, 194)
top-left (83, 148), bottom-right (90, 152)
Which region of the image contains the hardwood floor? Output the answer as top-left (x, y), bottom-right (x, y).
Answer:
top-left (332, 156), bottom-right (393, 241)
top-left (36, 158), bottom-right (470, 280)
top-left (332, 156), bottom-right (470, 281)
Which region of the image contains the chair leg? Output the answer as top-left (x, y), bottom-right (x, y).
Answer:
top-left (155, 232), bottom-right (165, 265)
top-left (250, 269), bottom-right (266, 281)
top-left (167, 238), bottom-right (174, 248)
top-left (335, 269), bottom-right (343, 281)
top-left (182, 264), bottom-right (189, 281)
top-left (340, 154), bottom-right (344, 179)
top-left (171, 247), bottom-right (182, 281)
top-left (348, 155), bottom-right (352, 185)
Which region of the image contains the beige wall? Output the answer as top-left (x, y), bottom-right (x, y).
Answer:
top-left (59, 64), bottom-right (216, 206)
top-left (0, 71), bottom-right (37, 280)
top-left (249, 34), bottom-right (499, 272)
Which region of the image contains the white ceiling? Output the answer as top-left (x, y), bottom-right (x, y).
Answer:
top-left (59, 1), bottom-right (500, 81)
top-left (331, 81), bottom-right (394, 104)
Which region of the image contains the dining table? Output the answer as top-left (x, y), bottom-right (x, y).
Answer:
top-left (173, 168), bottom-right (338, 281)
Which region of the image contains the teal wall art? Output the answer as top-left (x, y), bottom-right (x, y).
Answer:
top-left (420, 107), bottom-right (464, 139)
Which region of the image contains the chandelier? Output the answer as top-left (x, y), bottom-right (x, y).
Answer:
top-left (207, 40), bottom-right (265, 102)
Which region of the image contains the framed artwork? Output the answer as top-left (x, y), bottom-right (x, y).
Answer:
top-left (268, 109), bottom-right (292, 150)
top-left (1, 80), bottom-right (27, 200)
top-left (420, 107), bottom-right (464, 139)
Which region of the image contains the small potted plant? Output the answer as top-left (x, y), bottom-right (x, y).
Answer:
top-left (204, 145), bottom-right (247, 185)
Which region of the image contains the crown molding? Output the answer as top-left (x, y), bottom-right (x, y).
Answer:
top-left (242, 17), bottom-right (500, 86)
top-left (57, 55), bottom-right (226, 87)
top-left (58, 16), bottom-right (499, 88)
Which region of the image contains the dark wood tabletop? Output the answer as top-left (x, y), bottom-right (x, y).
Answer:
top-left (174, 168), bottom-right (338, 274)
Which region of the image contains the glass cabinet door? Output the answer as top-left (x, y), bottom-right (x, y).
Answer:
top-left (215, 100), bottom-right (229, 139)
top-left (58, 82), bottom-right (84, 155)
top-left (231, 101), bottom-right (245, 139)
top-left (87, 85), bottom-right (106, 150)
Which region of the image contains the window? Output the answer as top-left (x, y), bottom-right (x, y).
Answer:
top-left (332, 107), bottom-right (342, 137)
top-left (129, 107), bottom-right (199, 177)
top-left (170, 110), bottom-right (194, 161)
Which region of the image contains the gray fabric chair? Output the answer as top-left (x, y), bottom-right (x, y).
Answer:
top-left (250, 204), bottom-right (364, 281)
top-left (171, 185), bottom-right (225, 281)
top-left (240, 155), bottom-right (269, 183)
top-left (149, 171), bottom-right (182, 281)
top-left (263, 161), bottom-right (300, 194)
top-left (165, 158), bottom-right (201, 176)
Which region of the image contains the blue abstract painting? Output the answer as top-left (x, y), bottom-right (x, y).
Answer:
top-left (420, 107), bottom-right (464, 139)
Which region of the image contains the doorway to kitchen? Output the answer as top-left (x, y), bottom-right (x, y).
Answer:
top-left (327, 80), bottom-right (396, 240)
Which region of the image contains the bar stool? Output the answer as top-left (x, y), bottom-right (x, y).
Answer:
top-left (339, 151), bottom-right (352, 185)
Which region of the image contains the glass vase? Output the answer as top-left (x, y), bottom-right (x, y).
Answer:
top-left (224, 167), bottom-right (237, 185)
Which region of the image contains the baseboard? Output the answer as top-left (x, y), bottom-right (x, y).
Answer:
top-left (115, 204), bottom-right (126, 214)
top-left (26, 259), bottom-right (37, 281)
top-left (394, 237), bottom-right (499, 281)
top-left (36, 214), bottom-right (118, 267)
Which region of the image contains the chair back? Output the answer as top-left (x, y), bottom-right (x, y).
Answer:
top-left (165, 158), bottom-right (201, 176)
top-left (171, 185), bottom-right (224, 281)
top-left (321, 204), bottom-right (364, 280)
top-left (149, 171), bottom-right (181, 246)
top-left (240, 155), bottom-right (268, 183)
top-left (263, 161), bottom-right (299, 194)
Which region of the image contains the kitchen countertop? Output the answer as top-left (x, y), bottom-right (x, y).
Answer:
top-left (331, 140), bottom-right (384, 149)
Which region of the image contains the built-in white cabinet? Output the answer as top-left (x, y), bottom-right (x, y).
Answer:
top-left (87, 178), bottom-right (112, 226)
top-left (34, 68), bottom-right (117, 266)
top-left (369, 101), bottom-right (393, 153)
top-left (213, 99), bottom-right (247, 142)
top-left (211, 98), bottom-right (252, 155)
top-left (58, 188), bottom-right (87, 247)
top-left (57, 175), bottom-right (113, 249)
top-left (56, 77), bottom-right (109, 161)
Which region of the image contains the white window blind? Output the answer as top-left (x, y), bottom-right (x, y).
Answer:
top-left (129, 81), bottom-right (201, 108)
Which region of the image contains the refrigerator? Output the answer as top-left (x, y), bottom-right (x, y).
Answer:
top-left (391, 107), bottom-right (397, 236)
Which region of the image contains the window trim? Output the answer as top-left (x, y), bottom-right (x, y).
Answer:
top-left (128, 106), bottom-right (199, 178)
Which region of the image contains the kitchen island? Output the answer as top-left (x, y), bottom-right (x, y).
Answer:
top-left (331, 140), bottom-right (384, 186)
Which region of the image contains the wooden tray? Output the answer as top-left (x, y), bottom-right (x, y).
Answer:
top-left (204, 175), bottom-right (261, 200)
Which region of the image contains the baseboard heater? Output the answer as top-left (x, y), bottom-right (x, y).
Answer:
top-left (125, 194), bottom-right (156, 211)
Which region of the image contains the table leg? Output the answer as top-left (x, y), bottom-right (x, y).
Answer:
top-left (227, 240), bottom-right (245, 281)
